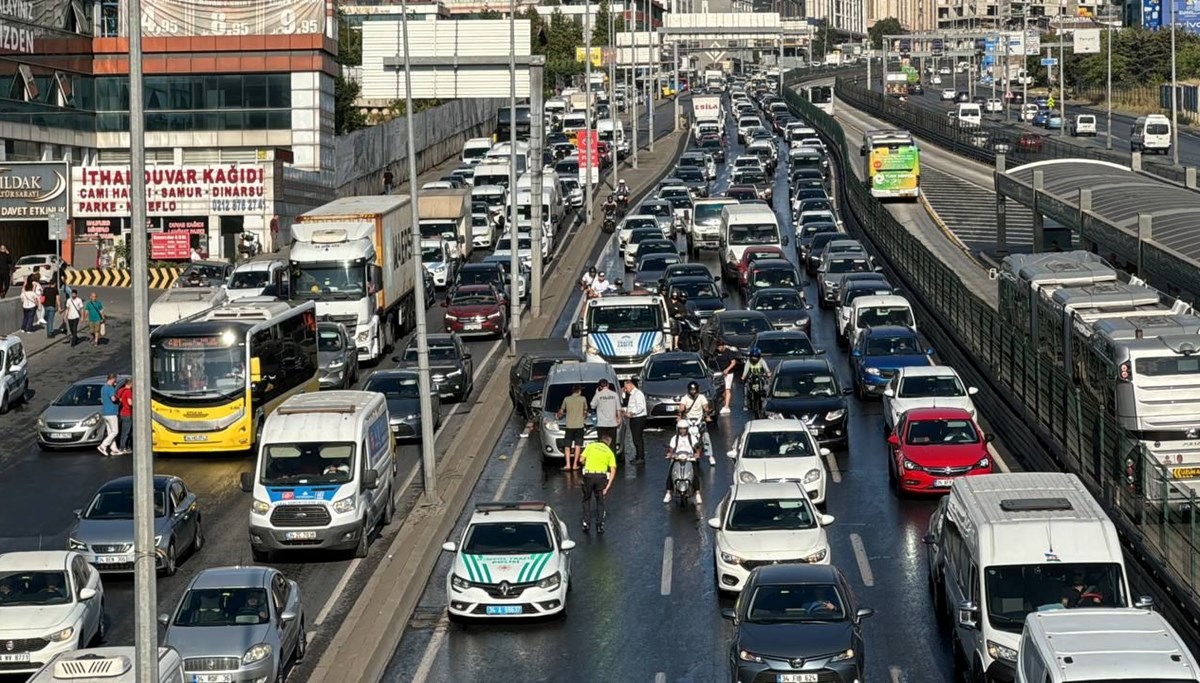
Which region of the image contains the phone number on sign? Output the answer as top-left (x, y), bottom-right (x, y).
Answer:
top-left (211, 198), bottom-right (266, 213)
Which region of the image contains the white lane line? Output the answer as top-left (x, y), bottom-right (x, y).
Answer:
top-left (987, 443), bottom-right (1011, 473)
top-left (849, 533), bottom-right (875, 587)
top-left (412, 614), bottom-right (451, 683)
top-left (660, 536), bottom-right (674, 596)
top-left (655, 673), bottom-right (666, 683)
top-left (312, 557), bottom-right (360, 627)
top-left (493, 439), bottom-right (528, 501)
top-left (824, 452), bottom-right (842, 484)
top-left (889, 665), bottom-right (906, 683)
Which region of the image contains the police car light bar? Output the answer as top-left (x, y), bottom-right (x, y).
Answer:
top-left (476, 501), bottom-right (548, 513)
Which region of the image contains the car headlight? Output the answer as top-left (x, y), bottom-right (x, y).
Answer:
top-left (487, 311), bottom-right (502, 319)
top-left (82, 414), bottom-right (101, 427)
top-left (445, 314), bottom-right (459, 322)
top-left (242, 643), bottom-right (273, 665)
top-left (902, 458), bottom-right (918, 471)
top-left (433, 263), bottom-right (447, 273)
top-left (987, 640), bottom-right (1018, 663)
top-left (804, 468), bottom-right (822, 484)
top-left (68, 538), bottom-right (87, 551)
top-left (804, 547), bottom-right (828, 563)
top-left (328, 359), bottom-right (345, 370)
top-left (451, 574), bottom-right (470, 590)
top-left (47, 627), bottom-right (75, 643)
top-left (977, 457), bottom-right (991, 469)
top-left (825, 409), bottom-right (845, 421)
top-left (737, 649), bottom-right (765, 663)
top-left (865, 367), bottom-right (881, 376)
top-left (332, 497), bottom-right (356, 513)
top-left (251, 499), bottom-right (270, 515)
top-left (537, 572), bottom-right (562, 590)
top-left (37, 416), bottom-right (45, 427)
top-left (446, 368), bottom-right (463, 377)
top-left (823, 280), bottom-right (834, 288)
top-left (720, 551), bottom-right (742, 565)
top-left (829, 648), bottom-right (855, 662)
top-left (357, 329), bottom-right (370, 342)
top-left (544, 417), bottom-right (561, 432)
top-left (404, 413), bottom-right (421, 421)
top-left (738, 470), bottom-right (758, 484)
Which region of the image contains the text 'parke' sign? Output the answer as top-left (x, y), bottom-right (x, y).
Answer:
top-left (72, 164), bottom-right (270, 217)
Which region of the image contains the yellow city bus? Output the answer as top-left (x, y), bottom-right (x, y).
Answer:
top-left (861, 129), bottom-right (920, 200)
top-left (149, 300), bottom-right (319, 455)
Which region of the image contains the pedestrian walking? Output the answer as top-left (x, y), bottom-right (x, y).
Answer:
top-left (556, 384), bottom-right (588, 470)
top-left (579, 433), bottom-right (617, 534)
top-left (715, 340), bottom-right (738, 414)
top-left (85, 292), bottom-right (106, 346)
top-left (98, 374), bottom-right (120, 456)
top-left (19, 280), bottom-right (37, 332)
top-left (623, 378), bottom-right (647, 464)
top-left (65, 290), bottom-right (84, 346)
top-left (115, 378), bottom-right (133, 454)
top-left (383, 169), bottom-right (395, 194)
top-left (591, 378), bottom-right (621, 446)
top-left (41, 278), bottom-right (60, 338)
top-left (0, 245), bottom-right (11, 298)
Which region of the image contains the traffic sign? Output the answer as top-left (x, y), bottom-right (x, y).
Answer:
top-left (1040, 57), bottom-right (1058, 66)
top-left (1004, 90), bottom-right (1014, 99)
top-left (48, 213), bottom-right (67, 241)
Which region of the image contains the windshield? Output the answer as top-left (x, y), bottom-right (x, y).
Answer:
top-left (638, 255), bottom-right (680, 270)
top-left (474, 192), bottom-right (505, 208)
top-left (898, 374), bottom-right (964, 398)
top-left (858, 306), bottom-right (913, 328)
top-left (174, 588), bottom-right (270, 627)
top-left (587, 304), bottom-right (662, 333)
top-left (677, 168), bottom-right (703, 181)
top-left (317, 326), bottom-right (344, 352)
top-left (641, 203), bottom-right (672, 218)
top-left (290, 262), bottom-right (367, 300)
top-left (0, 571), bottom-right (71, 606)
top-left (463, 147), bottom-right (489, 161)
top-left (543, 383), bottom-right (599, 413)
top-left (229, 270), bottom-right (270, 289)
top-left (261, 442), bottom-right (355, 486)
top-left (730, 224), bottom-right (780, 245)
top-left (462, 521), bottom-right (553, 555)
top-left (151, 337), bottom-right (246, 400)
top-left (14, 256), bottom-right (45, 266)
top-left (756, 336), bottom-right (815, 357)
top-left (866, 333), bottom-right (921, 356)
top-left (623, 218), bottom-right (658, 231)
top-left (726, 498), bottom-right (816, 531)
top-left (827, 258), bottom-right (872, 274)
top-left (450, 289), bottom-right (498, 306)
top-left (646, 358), bottom-right (707, 381)
top-left (637, 241), bottom-right (676, 257)
top-left (746, 583), bottom-right (845, 623)
top-left (721, 316), bottom-right (772, 336)
top-left (772, 371), bottom-right (839, 398)
top-left (457, 269), bottom-right (501, 287)
top-left (54, 382), bottom-right (106, 407)
top-left (736, 171), bottom-right (766, 184)
top-left (663, 195), bottom-right (691, 210)
top-left (364, 373), bottom-right (420, 399)
top-left (743, 431), bottom-right (815, 458)
top-left (495, 238), bottom-right (532, 252)
top-left (843, 287), bottom-right (893, 305)
top-left (401, 344), bottom-right (459, 362)
top-left (670, 282), bottom-right (719, 298)
top-left (984, 563), bottom-right (1127, 633)
top-left (83, 488), bottom-right (167, 519)
top-left (753, 291), bottom-right (804, 310)
top-left (905, 418), bottom-right (979, 445)
top-left (694, 203), bottom-right (730, 225)
top-left (421, 246), bottom-right (444, 263)
top-left (752, 268), bottom-right (799, 289)
top-left (1134, 356), bottom-right (1200, 377)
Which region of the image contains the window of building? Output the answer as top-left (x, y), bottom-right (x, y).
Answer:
top-left (54, 73), bottom-right (74, 107)
top-left (99, 0), bottom-right (120, 37)
top-left (67, 0), bottom-right (91, 35)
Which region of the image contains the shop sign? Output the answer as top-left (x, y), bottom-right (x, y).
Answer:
top-left (0, 161), bottom-right (69, 220)
top-left (72, 164), bottom-right (269, 217)
top-left (151, 232), bottom-right (191, 260)
top-left (74, 217), bottom-right (122, 238)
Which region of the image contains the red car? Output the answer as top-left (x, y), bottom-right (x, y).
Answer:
top-left (887, 407), bottom-right (994, 495)
top-left (737, 246), bottom-right (788, 289)
top-left (725, 185), bottom-right (759, 203)
top-left (1017, 132), bottom-right (1045, 153)
top-left (443, 284), bottom-right (508, 338)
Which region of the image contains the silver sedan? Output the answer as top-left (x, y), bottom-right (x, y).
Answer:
top-left (37, 375), bottom-right (125, 450)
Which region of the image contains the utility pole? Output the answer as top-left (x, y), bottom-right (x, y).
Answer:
top-left (1170, 0), bottom-right (1180, 166)
top-left (1022, 12), bottom-right (1028, 116)
top-left (400, 0), bottom-right (439, 504)
top-left (508, 0), bottom-right (520, 349)
top-left (530, 60), bottom-right (545, 317)
top-left (631, 23), bottom-right (639, 168)
top-left (1058, 0), bottom-right (1065, 137)
top-left (1105, 17), bottom-right (1112, 149)
top-left (610, 4), bottom-right (620, 185)
top-left (585, 0), bottom-right (594, 225)
top-left (646, 0), bottom-right (655, 153)
top-left (127, 0), bottom-right (158, 677)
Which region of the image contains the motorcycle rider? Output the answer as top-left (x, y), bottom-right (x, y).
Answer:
top-left (615, 179), bottom-right (630, 210)
top-left (678, 381), bottom-right (715, 465)
top-left (742, 347), bottom-right (771, 413)
top-left (668, 290), bottom-right (689, 348)
top-left (580, 266), bottom-right (599, 292)
top-left (663, 418), bottom-right (703, 504)
top-left (589, 271), bottom-right (617, 298)
top-left (601, 193), bottom-right (618, 219)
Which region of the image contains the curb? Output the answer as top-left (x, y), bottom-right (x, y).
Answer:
top-left (916, 191), bottom-right (983, 267)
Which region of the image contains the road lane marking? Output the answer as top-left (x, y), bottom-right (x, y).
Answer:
top-left (493, 440), bottom-right (528, 501)
top-left (661, 536), bottom-right (674, 596)
top-left (890, 665), bottom-right (906, 683)
top-left (849, 533), bottom-right (875, 587)
top-left (987, 443), bottom-right (1011, 473)
top-left (655, 673), bottom-right (666, 683)
top-left (412, 614), bottom-right (450, 683)
top-left (312, 557), bottom-right (360, 627)
top-left (824, 452), bottom-right (842, 484)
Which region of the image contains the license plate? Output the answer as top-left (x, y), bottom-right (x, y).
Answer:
top-left (96, 555), bottom-right (127, 564)
top-left (285, 531), bottom-right (318, 540)
top-left (192, 675), bottom-right (233, 683)
top-left (485, 605), bottom-right (523, 615)
top-left (0, 653), bottom-right (29, 663)
top-left (1171, 466), bottom-right (1200, 479)
top-left (777, 675), bottom-right (818, 683)
top-left (49, 433), bottom-right (72, 439)
top-left (183, 434), bottom-right (208, 442)
top-left (464, 323), bottom-right (482, 330)
top-left (934, 478), bottom-right (955, 488)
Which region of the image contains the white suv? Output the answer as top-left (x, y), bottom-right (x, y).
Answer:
top-left (1071, 114), bottom-right (1097, 137)
top-left (882, 365), bottom-right (978, 432)
top-left (727, 419), bottom-right (830, 505)
top-left (443, 502), bottom-right (575, 619)
top-left (0, 551), bottom-right (106, 674)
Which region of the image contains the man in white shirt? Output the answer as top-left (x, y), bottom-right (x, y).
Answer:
top-left (590, 271), bottom-right (616, 298)
top-left (678, 381), bottom-right (715, 465)
top-left (623, 378), bottom-right (647, 464)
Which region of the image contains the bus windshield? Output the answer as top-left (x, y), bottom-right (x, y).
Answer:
top-left (151, 335), bottom-right (247, 400)
top-left (984, 562), bottom-right (1127, 633)
top-left (586, 304), bottom-right (662, 333)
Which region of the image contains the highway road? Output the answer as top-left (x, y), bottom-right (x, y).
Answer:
top-left (0, 98), bottom-right (679, 682)
top-left (382, 95), bottom-right (1024, 683)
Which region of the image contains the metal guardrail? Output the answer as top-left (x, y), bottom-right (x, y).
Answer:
top-left (833, 76), bottom-right (1190, 185)
top-left (781, 75), bottom-right (1200, 648)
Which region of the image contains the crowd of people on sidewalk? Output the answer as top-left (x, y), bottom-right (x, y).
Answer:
top-left (0, 244), bottom-right (107, 347)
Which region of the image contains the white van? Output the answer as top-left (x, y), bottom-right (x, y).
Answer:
top-left (27, 647), bottom-right (185, 683)
top-left (1131, 114), bottom-right (1171, 154)
top-left (596, 118), bottom-right (629, 155)
top-left (561, 113), bottom-right (588, 139)
top-left (226, 258), bottom-right (285, 301)
top-left (461, 137), bottom-right (494, 166)
top-left (718, 204), bottom-right (786, 278)
top-left (486, 141), bottom-right (529, 175)
top-left (956, 103), bottom-right (982, 127)
top-left (1017, 608), bottom-right (1200, 683)
top-left (241, 391), bottom-right (396, 561)
top-left (925, 473), bottom-right (1152, 683)
top-left (472, 162), bottom-right (512, 190)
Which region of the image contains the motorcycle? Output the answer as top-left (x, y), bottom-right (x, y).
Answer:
top-left (669, 450), bottom-right (698, 507)
top-left (615, 192), bottom-right (629, 215)
top-left (602, 212), bottom-right (616, 234)
top-left (745, 373), bottom-right (769, 420)
top-left (673, 314), bottom-right (702, 352)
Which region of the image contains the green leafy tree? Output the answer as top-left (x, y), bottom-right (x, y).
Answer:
top-left (868, 17), bottom-right (902, 51)
top-left (335, 76), bottom-right (367, 135)
top-left (479, 7), bottom-right (502, 19)
top-left (592, 0), bottom-right (611, 46)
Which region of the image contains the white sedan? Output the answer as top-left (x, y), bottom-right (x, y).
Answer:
top-left (940, 88), bottom-right (957, 101)
top-left (0, 551), bottom-right (105, 674)
top-left (882, 365), bottom-right (979, 432)
top-left (727, 419), bottom-right (829, 505)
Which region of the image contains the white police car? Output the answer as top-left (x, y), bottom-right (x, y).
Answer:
top-left (442, 501), bottom-right (575, 619)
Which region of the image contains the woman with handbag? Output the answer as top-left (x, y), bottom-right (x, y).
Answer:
top-left (19, 280), bottom-right (37, 332)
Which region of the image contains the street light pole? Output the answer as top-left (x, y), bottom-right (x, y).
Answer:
top-left (646, 0), bottom-right (655, 153)
top-left (400, 0), bottom-right (439, 504)
top-left (610, 5), bottom-right (619, 184)
top-left (508, 0), bottom-right (520, 350)
top-left (1105, 18), bottom-right (1112, 149)
top-left (1058, 0), bottom-right (1065, 137)
top-left (1170, 0), bottom-right (1180, 166)
top-left (585, 0), bottom-right (594, 225)
top-left (126, 0), bottom-right (158, 677)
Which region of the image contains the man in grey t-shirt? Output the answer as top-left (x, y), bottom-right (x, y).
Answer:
top-left (591, 378), bottom-right (622, 447)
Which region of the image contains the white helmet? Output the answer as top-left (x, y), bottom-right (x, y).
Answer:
top-left (676, 419), bottom-right (690, 430)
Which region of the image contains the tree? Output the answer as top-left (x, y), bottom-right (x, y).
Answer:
top-left (478, 7), bottom-right (502, 19)
top-left (868, 18), bottom-right (902, 51)
top-left (335, 76), bottom-right (367, 135)
top-left (336, 10), bottom-right (361, 66)
top-left (592, 0), bottom-right (611, 46)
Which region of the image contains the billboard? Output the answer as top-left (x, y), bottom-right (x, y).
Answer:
top-left (1073, 28), bottom-right (1101, 53)
top-left (72, 164), bottom-right (270, 218)
top-left (1145, 0), bottom-right (1200, 31)
top-left (140, 0), bottom-right (327, 37)
top-left (0, 162), bottom-right (69, 221)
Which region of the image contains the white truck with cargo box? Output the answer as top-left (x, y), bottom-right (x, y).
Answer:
top-left (418, 188), bottom-right (473, 261)
top-left (692, 95), bottom-right (724, 139)
top-left (290, 195), bottom-right (417, 364)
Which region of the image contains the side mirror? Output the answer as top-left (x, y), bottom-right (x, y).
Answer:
top-left (721, 607), bottom-right (737, 621)
top-left (984, 433), bottom-right (995, 443)
top-left (967, 386), bottom-right (979, 395)
top-left (561, 539), bottom-right (577, 551)
top-left (726, 449), bottom-right (737, 459)
top-left (721, 292), bottom-right (728, 299)
top-left (842, 387), bottom-right (853, 395)
top-left (923, 533), bottom-right (937, 545)
top-left (958, 600), bottom-right (979, 630)
top-left (78, 587), bottom-right (97, 601)
top-left (855, 607), bottom-right (876, 623)
top-left (571, 322), bottom-right (583, 338)
top-left (250, 356), bottom-right (263, 384)
top-left (819, 514), bottom-right (836, 526)
top-left (887, 434), bottom-right (900, 446)
top-left (1135, 595), bottom-right (1155, 609)
top-left (713, 275), bottom-right (721, 282)
top-left (72, 508), bottom-right (82, 518)
top-left (463, 353), bottom-right (472, 360)
top-left (281, 609), bottom-right (297, 623)
top-left (362, 469), bottom-right (380, 490)
top-left (706, 517), bottom-right (721, 529)
top-left (239, 472), bottom-right (254, 493)
top-left (816, 348), bottom-right (827, 355)
top-left (158, 613), bottom-right (170, 627)
top-left (926, 348), bottom-right (935, 356)
top-left (441, 541), bottom-right (457, 552)
top-left (781, 236), bottom-right (789, 246)
top-left (883, 388), bottom-right (895, 397)
top-left (874, 265), bottom-right (884, 272)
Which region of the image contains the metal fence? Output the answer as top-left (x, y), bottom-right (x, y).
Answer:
top-left (833, 77), bottom-right (1190, 185)
top-left (782, 83), bottom-right (1200, 625)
